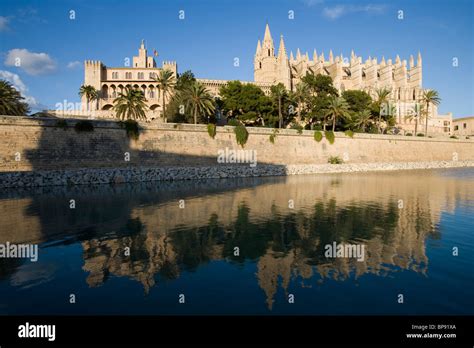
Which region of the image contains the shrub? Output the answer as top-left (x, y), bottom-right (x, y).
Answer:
top-left (417, 133), bottom-right (425, 137)
top-left (290, 122), bottom-right (303, 134)
top-left (74, 120), bottom-right (94, 132)
top-left (269, 128), bottom-right (279, 144)
top-left (234, 123), bottom-right (249, 147)
top-left (227, 118), bottom-right (240, 127)
top-left (405, 133), bottom-right (413, 136)
top-left (55, 119), bottom-right (68, 130)
top-left (344, 130), bottom-right (354, 138)
top-left (207, 123), bottom-right (216, 139)
top-left (328, 156), bottom-right (343, 164)
top-left (314, 130), bottom-right (323, 142)
top-left (450, 135), bottom-right (458, 139)
top-left (118, 119), bottom-right (140, 140)
top-left (325, 130), bottom-right (335, 144)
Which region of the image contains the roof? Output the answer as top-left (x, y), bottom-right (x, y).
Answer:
top-left (452, 116), bottom-right (474, 122)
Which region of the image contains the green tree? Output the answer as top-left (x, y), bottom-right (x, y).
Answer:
top-left (0, 80), bottom-right (30, 115)
top-left (301, 73), bottom-right (338, 130)
top-left (220, 81), bottom-right (273, 126)
top-left (165, 70), bottom-right (197, 123)
top-left (290, 82), bottom-right (310, 124)
top-left (270, 83), bottom-right (288, 128)
top-left (302, 73), bottom-right (338, 96)
top-left (324, 96), bottom-right (351, 132)
top-left (176, 70), bottom-right (196, 91)
top-left (79, 85), bottom-right (99, 112)
top-left (182, 81), bottom-right (215, 124)
top-left (153, 69), bottom-right (175, 123)
top-left (113, 87), bottom-right (148, 121)
top-left (350, 109), bottom-right (373, 132)
top-left (342, 90), bottom-right (372, 114)
top-left (421, 89), bottom-right (441, 136)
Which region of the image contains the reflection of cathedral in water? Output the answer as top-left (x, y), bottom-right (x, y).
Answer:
top-left (71, 172), bottom-right (468, 309)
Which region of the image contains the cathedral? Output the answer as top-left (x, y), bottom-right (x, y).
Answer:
top-left (73, 24), bottom-right (451, 134)
top-left (252, 24), bottom-right (450, 131)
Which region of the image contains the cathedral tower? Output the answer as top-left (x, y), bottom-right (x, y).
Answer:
top-left (254, 24), bottom-right (291, 89)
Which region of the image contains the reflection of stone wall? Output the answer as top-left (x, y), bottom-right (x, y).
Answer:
top-left (1, 169), bottom-right (472, 307)
top-left (77, 171), bottom-right (473, 304)
top-left (1, 116), bottom-right (473, 172)
top-left (0, 198), bottom-right (42, 244)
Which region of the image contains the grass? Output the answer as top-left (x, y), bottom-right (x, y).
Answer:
top-left (328, 156), bottom-right (343, 164)
top-left (344, 130), bottom-right (354, 138)
top-left (234, 123), bottom-right (249, 147)
top-left (314, 130), bottom-right (323, 142)
top-left (325, 130), bottom-right (335, 144)
top-left (269, 128), bottom-right (279, 144)
top-left (207, 123), bottom-right (216, 139)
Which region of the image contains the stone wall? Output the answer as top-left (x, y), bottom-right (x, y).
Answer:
top-left (1, 116), bottom-right (473, 174)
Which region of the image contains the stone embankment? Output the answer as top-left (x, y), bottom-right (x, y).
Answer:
top-left (1, 161), bottom-right (473, 188)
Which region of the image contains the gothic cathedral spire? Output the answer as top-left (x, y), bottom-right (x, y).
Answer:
top-left (278, 35), bottom-right (287, 60)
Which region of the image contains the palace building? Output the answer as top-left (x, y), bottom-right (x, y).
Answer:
top-left (72, 25), bottom-right (451, 133)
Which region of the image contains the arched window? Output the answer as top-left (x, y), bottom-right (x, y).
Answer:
top-left (268, 49), bottom-right (270, 56)
top-left (259, 62), bottom-right (262, 69)
top-left (126, 72), bottom-right (132, 79)
top-left (413, 89), bottom-right (416, 100)
top-left (138, 72), bottom-right (144, 79)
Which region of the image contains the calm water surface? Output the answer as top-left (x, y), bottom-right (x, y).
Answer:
top-left (0, 168), bottom-right (473, 315)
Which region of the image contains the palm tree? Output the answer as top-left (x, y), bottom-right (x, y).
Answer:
top-left (404, 104), bottom-right (422, 135)
top-left (421, 89), bottom-right (441, 136)
top-left (153, 69), bottom-right (175, 123)
top-left (374, 88), bottom-right (392, 133)
top-left (291, 82), bottom-right (310, 124)
top-left (0, 80), bottom-right (30, 115)
top-left (79, 85), bottom-right (99, 112)
top-left (351, 109), bottom-right (373, 132)
top-left (324, 96), bottom-right (351, 132)
top-left (113, 87), bottom-right (148, 121)
top-left (270, 83), bottom-right (287, 128)
top-left (182, 82), bottom-right (215, 124)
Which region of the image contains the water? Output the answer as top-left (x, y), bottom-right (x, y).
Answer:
top-left (0, 168), bottom-right (473, 315)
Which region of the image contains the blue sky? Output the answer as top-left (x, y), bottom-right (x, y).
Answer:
top-left (0, 0), bottom-right (473, 117)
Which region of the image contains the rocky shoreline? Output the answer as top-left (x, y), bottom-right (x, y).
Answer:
top-left (1, 161), bottom-right (473, 189)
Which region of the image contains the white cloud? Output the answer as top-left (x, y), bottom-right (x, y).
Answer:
top-left (4, 49), bottom-right (57, 75)
top-left (0, 70), bottom-right (47, 111)
top-left (67, 61), bottom-right (81, 69)
top-left (323, 4), bottom-right (386, 20)
top-left (0, 16), bottom-right (9, 31)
